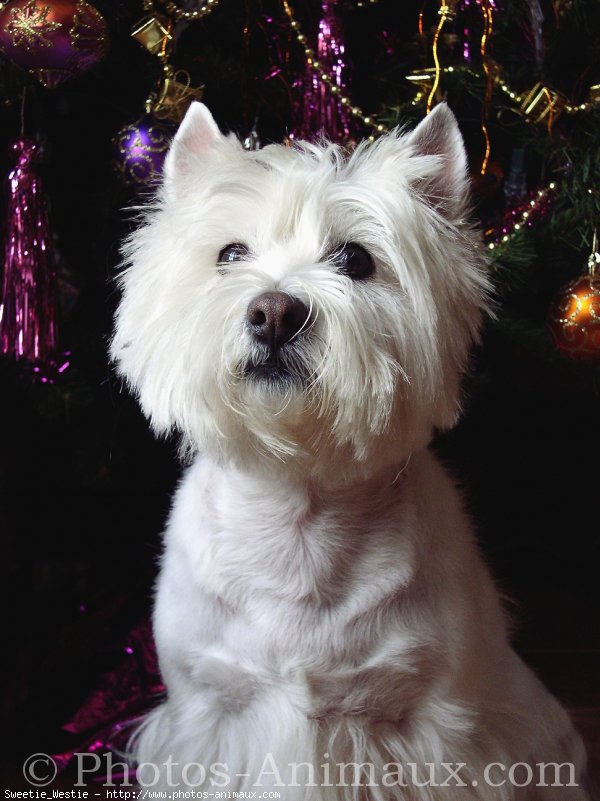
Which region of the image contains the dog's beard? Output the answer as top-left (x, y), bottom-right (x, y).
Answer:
top-left (241, 342), bottom-right (310, 392)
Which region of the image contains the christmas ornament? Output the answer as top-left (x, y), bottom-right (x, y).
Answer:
top-left (406, 67), bottom-right (439, 106)
top-left (131, 13), bottom-right (171, 56)
top-left (296, 0), bottom-right (354, 141)
top-left (503, 147), bottom-right (527, 206)
top-left (282, 0), bottom-right (386, 140)
top-left (114, 2), bottom-right (205, 189)
top-left (0, 0), bottom-right (108, 88)
top-left (526, 0), bottom-right (544, 71)
top-left (0, 139), bottom-right (58, 370)
top-left (589, 84), bottom-right (600, 103)
top-left (520, 82), bottom-right (567, 129)
top-left (495, 75), bottom-right (599, 118)
top-left (112, 114), bottom-right (175, 189)
top-left (548, 237), bottom-right (600, 362)
top-left (150, 66), bottom-right (204, 123)
top-left (115, 0), bottom-right (211, 189)
top-left (243, 127), bottom-right (261, 151)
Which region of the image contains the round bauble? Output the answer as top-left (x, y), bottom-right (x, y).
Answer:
top-left (112, 115), bottom-right (175, 188)
top-left (548, 273), bottom-right (600, 362)
top-left (0, 0), bottom-right (108, 88)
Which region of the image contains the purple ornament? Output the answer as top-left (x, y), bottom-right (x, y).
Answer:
top-left (0, 0), bottom-right (108, 88)
top-left (113, 115), bottom-right (175, 188)
top-left (295, 0), bottom-right (354, 141)
top-left (0, 139), bottom-right (58, 370)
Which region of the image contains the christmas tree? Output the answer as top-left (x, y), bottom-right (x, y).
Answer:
top-left (0, 0), bottom-right (598, 787)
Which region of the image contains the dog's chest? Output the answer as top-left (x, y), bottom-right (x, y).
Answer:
top-left (158, 458), bottom-right (421, 711)
top-left (172, 458), bottom-right (415, 604)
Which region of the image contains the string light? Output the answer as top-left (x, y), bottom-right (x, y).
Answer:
top-left (282, 0), bottom-right (388, 139)
top-left (160, 0), bottom-right (220, 21)
top-left (497, 79), bottom-right (600, 115)
top-left (497, 78), bottom-right (522, 103)
top-left (282, 3), bottom-right (557, 253)
top-left (409, 65), bottom-right (599, 120)
top-left (279, 3), bottom-right (565, 260)
top-left (486, 182), bottom-right (557, 252)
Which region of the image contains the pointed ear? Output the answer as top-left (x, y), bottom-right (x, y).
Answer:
top-left (406, 103), bottom-right (469, 217)
top-left (163, 102), bottom-right (223, 184)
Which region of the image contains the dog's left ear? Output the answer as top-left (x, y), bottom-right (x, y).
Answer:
top-left (163, 102), bottom-right (223, 185)
top-left (405, 103), bottom-right (468, 218)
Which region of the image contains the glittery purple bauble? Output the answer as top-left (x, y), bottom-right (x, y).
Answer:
top-left (113, 115), bottom-right (175, 188)
top-left (0, 0), bottom-right (108, 88)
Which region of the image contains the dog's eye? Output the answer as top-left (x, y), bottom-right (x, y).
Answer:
top-left (333, 243), bottom-right (375, 280)
top-left (218, 243), bottom-right (249, 264)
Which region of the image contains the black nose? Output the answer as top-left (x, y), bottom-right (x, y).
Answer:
top-left (247, 292), bottom-right (308, 351)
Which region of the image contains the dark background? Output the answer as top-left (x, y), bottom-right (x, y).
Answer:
top-left (0, 0), bottom-right (598, 787)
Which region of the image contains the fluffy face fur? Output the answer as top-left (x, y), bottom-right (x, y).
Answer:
top-left (110, 105), bottom-right (590, 800)
top-left (111, 103), bottom-right (489, 479)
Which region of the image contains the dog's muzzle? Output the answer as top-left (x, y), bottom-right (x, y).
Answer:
top-left (244, 291), bottom-right (309, 385)
top-left (247, 292), bottom-right (308, 350)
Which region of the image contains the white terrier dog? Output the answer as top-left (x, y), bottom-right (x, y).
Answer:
top-left (111, 102), bottom-right (589, 799)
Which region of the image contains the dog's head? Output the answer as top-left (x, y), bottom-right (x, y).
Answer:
top-left (111, 102), bottom-right (489, 478)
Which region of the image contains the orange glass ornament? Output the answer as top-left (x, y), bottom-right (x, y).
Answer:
top-left (548, 241), bottom-right (600, 361)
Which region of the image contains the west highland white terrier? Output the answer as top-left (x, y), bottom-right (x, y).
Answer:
top-left (111, 102), bottom-right (589, 799)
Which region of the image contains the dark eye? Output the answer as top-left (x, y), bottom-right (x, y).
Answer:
top-left (332, 243), bottom-right (375, 280)
top-left (217, 243), bottom-right (249, 265)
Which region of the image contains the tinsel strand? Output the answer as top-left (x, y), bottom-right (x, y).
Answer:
top-left (0, 139), bottom-right (58, 371)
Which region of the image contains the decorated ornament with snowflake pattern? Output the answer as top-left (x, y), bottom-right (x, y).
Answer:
top-left (0, 0), bottom-right (108, 87)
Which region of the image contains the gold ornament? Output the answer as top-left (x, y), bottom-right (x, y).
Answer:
top-left (406, 67), bottom-right (436, 90)
top-left (520, 82), bottom-right (567, 128)
top-left (589, 84), bottom-right (600, 103)
top-left (132, 13), bottom-right (171, 55)
top-left (406, 68), bottom-right (439, 106)
top-left (6, 0), bottom-right (60, 50)
top-left (149, 68), bottom-right (203, 123)
top-left (548, 235), bottom-right (600, 362)
top-left (132, 6), bottom-right (202, 126)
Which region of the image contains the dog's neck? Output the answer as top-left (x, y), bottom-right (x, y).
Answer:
top-left (228, 452), bottom-right (413, 504)
top-left (200, 452), bottom-right (420, 608)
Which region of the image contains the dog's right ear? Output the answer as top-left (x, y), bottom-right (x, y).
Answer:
top-left (163, 102), bottom-right (223, 185)
top-left (404, 103), bottom-right (469, 219)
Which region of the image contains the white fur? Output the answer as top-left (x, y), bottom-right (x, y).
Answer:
top-left (111, 103), bottom-right (589, 799)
